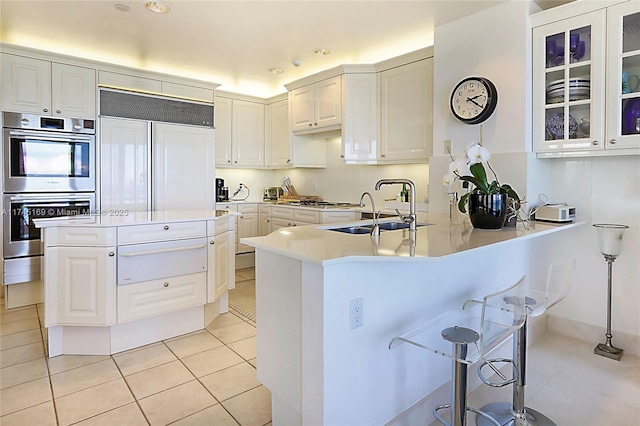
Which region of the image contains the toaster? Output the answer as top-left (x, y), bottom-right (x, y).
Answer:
top-left (534, 204), bottom-right (575, 222)
top-left (263, 186), bottom-right (283, 201)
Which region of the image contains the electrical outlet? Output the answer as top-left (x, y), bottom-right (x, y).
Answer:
top-left (444, 140), bottom-right (452, 155)
top-left (350, 298), bottom-right (363, 329)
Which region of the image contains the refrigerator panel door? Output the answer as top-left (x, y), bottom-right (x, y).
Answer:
top-left (153, 122), bottom-right (215, 211)
top-left (100, 117), bottom-right (150, 212)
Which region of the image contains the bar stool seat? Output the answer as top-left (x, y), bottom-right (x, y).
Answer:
top-left (476, 258), bottom-right (576, 426)
top-left (389, 276), bottom-right (527, 426)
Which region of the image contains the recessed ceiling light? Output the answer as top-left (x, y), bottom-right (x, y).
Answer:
top-left (314, 49), bottom-right (331, 56)
top-left (268, 68), bottom-right (284, 74)
top-left (114, 4), bottom-right (130, 12)
top-left (145, 1), bottom-right (170, 13)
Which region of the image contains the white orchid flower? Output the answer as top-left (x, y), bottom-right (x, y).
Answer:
top-left (449, 156), bottom-right (470, 176)
top-left (443, 172), bottom-right (456, 186)
top-left (464, 140), bottom-right (479, 154)
top-left (467, 144), bottom-right (491, 165)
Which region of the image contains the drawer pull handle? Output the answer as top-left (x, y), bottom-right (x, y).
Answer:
top-left (108, 252), bottom-right (115, 257)
top-left (164, 282), bottom-right (169, 287)
top-left (210, 240), bottom-right (215, 245)
top-left (163, 225), bottom-right (169, 230)
top-left (610, 139), bottom-right (616, 145)
top-left (120, 243), bottom-right (207, 257)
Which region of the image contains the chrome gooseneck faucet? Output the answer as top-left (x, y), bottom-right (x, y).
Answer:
top-left (359, 191), bottom-right (380, 237)
top-left (375, 179), bottom-right (417, 231)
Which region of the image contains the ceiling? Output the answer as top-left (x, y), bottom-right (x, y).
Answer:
top-left (0, 0), bottom-right (573, 98)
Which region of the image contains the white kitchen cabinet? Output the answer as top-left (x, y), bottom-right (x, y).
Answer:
top-left (237, 203), bottom-right (259, 253)
top-left (1, 54), bottom-right (96, 119)
top-left (533, 1), bottom-right (640, 155)
top-left (45, 245), bottom-right (116, 327)
top-left (265, 99), bottom-right (292, 167)
top-left (606, 1), bottom-right (640, 149)
top-left (290, 75), bottom-right (342, 133)
top-left (379, 58), bottom-right (433, 162)
top-left (215, 96), bottom-right (265, 167)
top-left (98, 71), bottom-right (214, 102)
top-left (259, 204), bottom-right (272, 236)
top-left (214, 96), bottom-right (233, 165)
top-left (341, 73), bottom-right (378, 164)
top-left (233, 100), bottom-right (265, 166)
top-left (214, 224), bottom-right (234, 301)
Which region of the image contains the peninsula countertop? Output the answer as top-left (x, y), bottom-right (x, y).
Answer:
top-left (242, 213), bottom-right (584, 265)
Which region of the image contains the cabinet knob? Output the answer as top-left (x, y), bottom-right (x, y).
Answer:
top-left (610, 139), bottom-right (616, 145)
top-left (266, 218), bottom-right (270, 222)
top-left (108, 252), bottom-right (115, 257)
top-left (56, 110), bottom-right (61, 114)
top-left (308, 123), bottom-right (313, 127)
top-left (314, 123), bottom-right (318, 126)
top-left (340, 154), bottom-right (344, 158)
top-left (381, 154), bottom-right (386, 158)
top-left (234, 160), bottom-right (238, 164)
top-left (163, 225), bottom-right (169, 230)
top-left (227, 160), bottom-right (231, 163)
top-left (43, 108), bottom-right (48, 113)
top-left (164, 282), bottom-right (169, 287)
top-left (210, 240), bottom-right (215, 245)
top-left (592, 140), bottom-right (599, 146)
top-left (287, 159), bottom-right (291, 164)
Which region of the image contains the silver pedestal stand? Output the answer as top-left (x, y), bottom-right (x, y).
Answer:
top-left (593, 224), bottom-right (628, 361)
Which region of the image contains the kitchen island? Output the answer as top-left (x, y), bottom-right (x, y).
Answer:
top-left (241, 214), bottom-right (583, 425)
top-left (36, 209), bottom-right (237, 357)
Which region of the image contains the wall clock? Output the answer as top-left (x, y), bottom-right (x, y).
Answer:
top-left (450, 77), bottom-right (498, 124)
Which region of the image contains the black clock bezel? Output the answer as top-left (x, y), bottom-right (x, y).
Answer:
top-left (450, 77), bottom-right (498, 125)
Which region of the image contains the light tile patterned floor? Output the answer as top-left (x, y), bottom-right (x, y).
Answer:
top-left (0, 269), bottom-right (268, 426)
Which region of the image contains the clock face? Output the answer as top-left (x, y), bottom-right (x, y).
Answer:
top-left (450, 77), bottom-right (498, 124)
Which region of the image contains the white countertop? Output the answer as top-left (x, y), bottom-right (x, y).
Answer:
top-left (34, 209), bottom-right (237, 228)
top-left (242, 213), bottom-right (584, 265)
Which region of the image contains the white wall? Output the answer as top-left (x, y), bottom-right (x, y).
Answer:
top-left (430, 0), bottom-right (639, 337)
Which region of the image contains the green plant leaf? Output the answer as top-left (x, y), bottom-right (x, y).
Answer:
top-left (458, 192), bottom-right (470, 213)
top-left (469, 163), bottom-right (489, 192)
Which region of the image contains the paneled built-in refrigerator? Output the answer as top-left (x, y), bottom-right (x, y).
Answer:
top-left (99, 90), bottom-right (215, 212)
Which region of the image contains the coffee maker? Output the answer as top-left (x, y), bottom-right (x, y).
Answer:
top-left (216, 178), bottom-right (229, 202)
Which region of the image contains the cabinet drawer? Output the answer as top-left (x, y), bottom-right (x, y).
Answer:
top-left (321, 211), bottom-right (358, 223)
top-left (214, 217), bottom-right (230, 235)
top-left (117, 272), bottom-right (206, 323)
top-left (118, 221), bottom-right (206, 244)
top-left (237, 203), bottom-right (259, 214)
top-left (117, 238), bottom-right (207, 285)
top-left (207, 220), bottom-right (216, 237)
top-left (270, 206), bottom-right (293, 219)
top-left (293, 209), bottom-right (321, 223)
top-left (216, 203), bottom-right (237, 212)
top-left (45, 227), bottom-right (116, 247)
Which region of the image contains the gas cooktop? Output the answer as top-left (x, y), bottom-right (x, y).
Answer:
top-left (281, 200), bottom-right (360, 209)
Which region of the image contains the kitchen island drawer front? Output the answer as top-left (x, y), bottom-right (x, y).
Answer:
top-left (118, 221), bottom-right (206, 244)
top-left (46, 227), bottom-right (116, 247)
top-left (117, 238), bottom-right (207, 285)
top-left (321, 211), bottom-right (358, 223)
top-left (292, 209), bottom-right (321, 223)
top-left (117, 272), bottom-right (206, 323)
top-left (237, 203), bottom-right (259, 214)
top-left (270, 206), bottom-right (293, 219)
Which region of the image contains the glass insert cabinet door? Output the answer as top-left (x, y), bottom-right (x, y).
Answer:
top-left (606, 1), bottom-right (640, 149)
top-left (533, 9), bottom-right (606, 152)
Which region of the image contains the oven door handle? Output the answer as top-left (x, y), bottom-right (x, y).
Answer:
top-left (6, 194), bottom-right (94, 202)
top-left (7, 129), bottom-right (94, 142)
top-left (119, 243), bottom-right (207, 258)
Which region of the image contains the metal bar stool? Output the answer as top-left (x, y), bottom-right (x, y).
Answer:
top-left (389, 276), bottom-right (527, 426)
top-left (476, 258), bottom-right (576, 426)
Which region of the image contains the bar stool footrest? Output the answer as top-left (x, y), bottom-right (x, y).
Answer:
top-left (433, 404), bottom-right (501, 426)
top-left (477, 358), bottom-right (518, 388)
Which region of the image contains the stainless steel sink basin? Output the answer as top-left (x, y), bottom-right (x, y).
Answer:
top-left (327, 222), bottom-right (431, 234)
top-left (329, 226), bottom-right (373, 234)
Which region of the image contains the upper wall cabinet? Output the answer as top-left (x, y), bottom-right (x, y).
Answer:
top-left (1, 54), bottom-right (96, 119)
top-left (98, 71), bottom-right (214, 103)
top-left (290, 75), bottom-right (342, 133)
top-left (215, 96), bottom-right (265, 167)
top-left (265, 99), bottom-right (292, 167)
top-left (378, 58), bottom-right (433, 163)
top-left (533, 1), bottom-right (640, 156)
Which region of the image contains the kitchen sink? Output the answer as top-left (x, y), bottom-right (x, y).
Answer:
top-left (329, 226), bottom-right (373, 234)
top-left (327, 222), bottom-right (431, 234)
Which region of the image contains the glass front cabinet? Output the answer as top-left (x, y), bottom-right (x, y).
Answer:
top-left (533, 1), bottom-right (640, 155)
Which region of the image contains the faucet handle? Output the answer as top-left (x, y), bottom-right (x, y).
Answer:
top-left (394, 208), bottom-right (414, 224)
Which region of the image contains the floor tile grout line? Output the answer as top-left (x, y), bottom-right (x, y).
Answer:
top-left (110, 351), bottom-right (152, 426)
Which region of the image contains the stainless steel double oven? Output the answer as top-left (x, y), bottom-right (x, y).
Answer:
top-left (2, 112), bottom-right (96, 291)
